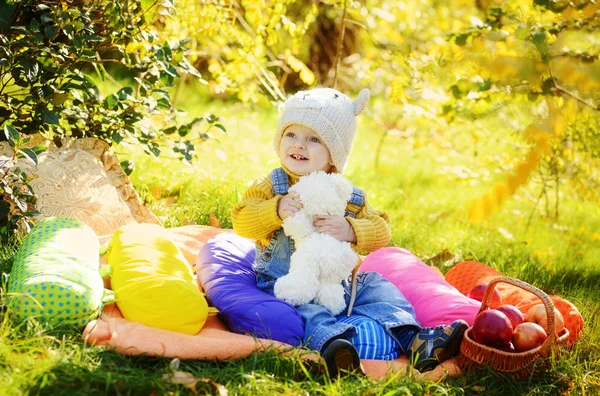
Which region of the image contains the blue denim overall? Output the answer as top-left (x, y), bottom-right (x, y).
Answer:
top-left (255, 168), bottom-right (421, 352)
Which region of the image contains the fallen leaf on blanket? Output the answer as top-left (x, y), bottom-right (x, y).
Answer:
top-left (424, 249), bottom-right (462, 267)
top-left (151, 187), bottom-right (163, 200)
top-left (428, 210), bottom-right (452, 222)
top-left (209, 212), bottom-right (222, 228)
top-left (162, 371), bottom-right (228, 395)
top-left (163, 359), bottom-right (228, 395)
top-left (156, 195), bottom-right (178, 206)
top-left (182, 217), bottom-right (197, 225)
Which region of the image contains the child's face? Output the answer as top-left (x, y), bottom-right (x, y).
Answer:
top-left (279, 124), bottom-right (334, 175)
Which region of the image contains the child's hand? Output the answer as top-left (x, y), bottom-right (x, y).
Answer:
top-left (313, 215), bottom-right (356, 243)
top-left (278, 192), bottom-right (303, 219)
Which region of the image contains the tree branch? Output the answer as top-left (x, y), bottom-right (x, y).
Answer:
top-left (549, 66), bottom-right (598, 111)
top-left (553, 83), bottom-right (598, 111)
top-left (332, 0), bottom-right (347, 89)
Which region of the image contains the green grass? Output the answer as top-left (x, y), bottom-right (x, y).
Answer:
top-left (1, 86), bottom-right (600, 394)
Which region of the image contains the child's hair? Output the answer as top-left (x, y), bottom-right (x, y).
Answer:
top-left (274, 88), bottom-right (370, 173)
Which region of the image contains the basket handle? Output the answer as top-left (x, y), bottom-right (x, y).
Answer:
top-left (479, 276), bottom-right (558, 352)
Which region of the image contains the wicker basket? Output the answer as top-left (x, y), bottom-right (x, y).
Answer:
top-left (459, 276), bottom-right (569, 377)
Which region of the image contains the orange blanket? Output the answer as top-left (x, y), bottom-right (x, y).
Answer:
top-left (88, 225), bottom-right (459, 380)
top-left (86, 225), bottom-right (582, 379)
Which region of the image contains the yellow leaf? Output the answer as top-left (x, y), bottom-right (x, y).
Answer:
top-left (561, 7), bottom-right (579, 20)
top-left (286, 55), bottom-right (305, 73)
top-left (390, 78), bottom-right (406, 104)
top-left (506, 173), bottom-right (520, 195)
top-left (523, 123), bottom-right (544, 143)
top-left (583, 3), bottom-right (600, 18)
top-left (513, 160), bottom-right (534, 186)
top-left (287, 56), bottom-right (315, 85)
top-left (481, 192), bottom-right (497, 218)
top-left (546, 97), bottom-right (558, 113)
top-left (469, 200), bottom-right (484, 223)
top-left (299, 68), bottom-right (315, 85)
top-left (209, 212), bottom-right (221, 228)
top-left (551, 115), bottom-right (568, 138)
top-left (492, 183), bottom-right (509, 207)
top-left (208, 59), bottom-right (220, 74)
top-left (563, 98), bottom-right (578, 123)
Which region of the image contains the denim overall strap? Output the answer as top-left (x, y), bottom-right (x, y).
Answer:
top-left (270, 167), bottom-right (289, 195)
top-left (255, 168), bottom-right (293, 295)
top-left (345, 187), bottom-right (365, 218)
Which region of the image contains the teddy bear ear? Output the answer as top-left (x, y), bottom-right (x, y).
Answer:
top-left (353, 88), bottom-right (370, 116)
top-left (329, 173), bottom-right (353, 201)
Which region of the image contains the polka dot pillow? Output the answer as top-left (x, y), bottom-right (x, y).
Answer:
top-left (7, 217), bottom-right (113, 326)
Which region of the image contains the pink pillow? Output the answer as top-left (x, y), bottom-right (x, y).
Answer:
top-left (360, 248), bottom-right (481, 327)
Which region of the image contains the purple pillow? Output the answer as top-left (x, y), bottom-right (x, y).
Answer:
top-left (197, 233), bottom-right (404, 359)
top-left (196, 233), bottom-right (304, 346)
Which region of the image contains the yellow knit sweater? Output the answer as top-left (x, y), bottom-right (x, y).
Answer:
top-left (231, 167), bottom-right (391, 253)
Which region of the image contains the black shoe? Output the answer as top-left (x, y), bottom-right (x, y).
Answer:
top-left (321, 339), bottom-right (364, 378)
top-left (409, 319), bottom-right (468, 372)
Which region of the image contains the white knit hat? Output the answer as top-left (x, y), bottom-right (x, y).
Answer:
top-left (274, 87), bottom-right (370, 173)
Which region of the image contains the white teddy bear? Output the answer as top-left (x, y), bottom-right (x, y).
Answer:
top-left (273, 171), bottom-right (360, 315)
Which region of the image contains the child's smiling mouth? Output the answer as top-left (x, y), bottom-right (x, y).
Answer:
top-left (291, 154), bottom-right (308, 160)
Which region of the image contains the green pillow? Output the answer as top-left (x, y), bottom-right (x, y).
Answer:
top-left (7, 217), bottom-right (113, 326)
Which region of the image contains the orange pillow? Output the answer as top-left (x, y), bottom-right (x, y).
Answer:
top-left (445, 261), bottom-right (584, 344)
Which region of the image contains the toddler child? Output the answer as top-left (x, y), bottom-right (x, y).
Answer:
top-left (232, 87), bottom-right (467, 377)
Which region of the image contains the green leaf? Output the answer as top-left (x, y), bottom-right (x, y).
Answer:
top-left (111, 131), bottom-right (124, 144)
top-left (30, 18), bottom-right (40, 32)
top-left (3, 125), bottom-right (21, 146)
top-left (42, 109), bottom-right (60, 125)
top-left (455, 34), bottom-right (469, 46)
top-left (178, 125), bottom-right (191, 137)
top-left (22, 61), bottom-right (40, 81)
top-left (30, 145), bottom-right (47, 155)
top-left (93, 63), bottom-right (106, 82)
top-left (541, 78), bottom-right (554, 94)
top-left (44, 25), bottom-right (59, 40)
top-left (156, 97), bottom-right (170, 109)
top-left (15, 197), bottom-right (27, 212)
top-left (189, 117), bottom-right (204, 126)
top-left (17, 148), bottom-right (38, 165)
top-left (213, 123), bottom-right (227, 133)
top-left (147, 142), bottom-right (161, 157)
top-left (82, 34), bottom-right (104, 42)
top-left (105, 93), bottom-right (119, 109)
top-left (120, 160), bottom-right (135, 176)
top-left (532, 31), bottom-right (547, 46)
top-left (117, 87), bottom-right (134, 101)
top-left (0, 201), bottom-right (9, 220)
top-left (162, 126), bottom-right (177, 135)
top-left (0, 2), bottom-right (15, 30)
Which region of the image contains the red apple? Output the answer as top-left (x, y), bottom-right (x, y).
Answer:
top-left (472, 309), bottom-right (513, 347)
top-left (467, 283), bottom-right (502, 307)
top-left (497, 341), bottom-right (516, 353)
top-left (525, 304), bottom-right (565, 334)
top-left (512, 322), bottom-right (547, 352)
top-left (495, 304), bottom-right (525, 329)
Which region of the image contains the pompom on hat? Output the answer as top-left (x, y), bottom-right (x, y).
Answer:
top-left (274, 88), bottom-right (370, 173)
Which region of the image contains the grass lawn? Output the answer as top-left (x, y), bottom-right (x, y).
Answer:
top-left (1, 85), bottom-right (599, 395)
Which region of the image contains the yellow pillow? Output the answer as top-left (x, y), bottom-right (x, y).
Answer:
top-left (107, 223), bottom-right (217, 335)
